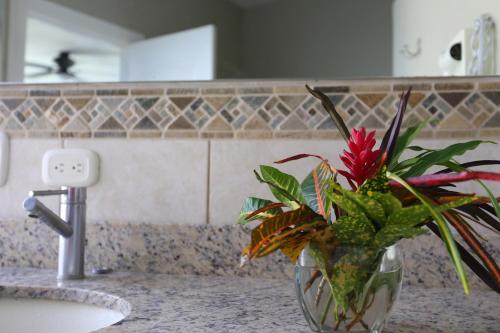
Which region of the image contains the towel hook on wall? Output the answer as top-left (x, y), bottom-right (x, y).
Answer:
top-left (400, 38), bottom-right (422, 58)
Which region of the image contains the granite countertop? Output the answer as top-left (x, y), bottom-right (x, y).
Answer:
top-left (0, 268), bottom-right (498, 333)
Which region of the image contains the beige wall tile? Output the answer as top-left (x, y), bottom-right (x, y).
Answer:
top-left (209, 139), bottom-right (348, 226)
top-left (64, 139), bottom-right (208, 225)
top-left (0, 139), bottom-right (62, 220)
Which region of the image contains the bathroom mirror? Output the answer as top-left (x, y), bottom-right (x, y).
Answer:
top-left (0, 0), bottom-right (498, 83)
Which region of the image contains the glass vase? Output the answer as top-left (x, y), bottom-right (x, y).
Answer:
top-left (295, 245), bottom-right (403, 333)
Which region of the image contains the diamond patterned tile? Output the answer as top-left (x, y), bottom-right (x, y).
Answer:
top-left (0, 81), bottom-right (497, 138)
top-left (466, 93), bottom-right (496, 115)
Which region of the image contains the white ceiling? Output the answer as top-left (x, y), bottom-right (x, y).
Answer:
top-left (226, 0), bottom-right (279, 9)
top-left (24, 17), bottom-right (121, 83)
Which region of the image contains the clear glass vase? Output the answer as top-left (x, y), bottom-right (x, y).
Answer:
top-left (295, 245), bottom-right (403, 333)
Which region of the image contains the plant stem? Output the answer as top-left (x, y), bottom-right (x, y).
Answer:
top-left (304, 270), bottom-right (322, 293)
top-left (320, 293), bottom-right (333, 326)
top-left (315, 277), bottom-right (327, 306)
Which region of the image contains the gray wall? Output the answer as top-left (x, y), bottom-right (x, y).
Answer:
top-left (47, 0), bottom-right (392, 79)
top-left (47, 0), bottom-right (243, 78)
top-left (240, 0), bottom-right (393, 78)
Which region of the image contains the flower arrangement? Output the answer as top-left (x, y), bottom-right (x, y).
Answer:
top-left (238, 86), bottom-right (500, 331)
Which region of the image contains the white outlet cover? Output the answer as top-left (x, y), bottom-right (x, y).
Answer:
top-left (0, 132), bottom-right (9, 187)
top-left (42, 149), bottom-right (99, 187)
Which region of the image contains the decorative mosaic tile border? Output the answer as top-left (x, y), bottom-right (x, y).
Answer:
top-left (1, 77), bottom-right (500, 139)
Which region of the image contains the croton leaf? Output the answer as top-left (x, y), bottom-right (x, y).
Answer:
top-left (248, 205), bottom-right (321, 259)
top-left (238, 197), bottom-right (284, 224)
top-left (279, 230), bottom-right (321, 263)
top-left (301, 161), bottom-right (335, 219)
top-left (256, 220), bottom-right (327, 260)
top-left (260, 165), bottom-right (306, 209)
top-left (331, 216), bottom-right (376, 246)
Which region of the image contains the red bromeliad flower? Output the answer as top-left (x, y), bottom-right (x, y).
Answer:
top-left (339, 128), bottom-right (381, 188)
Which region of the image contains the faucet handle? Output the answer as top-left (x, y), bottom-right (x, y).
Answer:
top-left (29, 189), bottom-right (68, 197)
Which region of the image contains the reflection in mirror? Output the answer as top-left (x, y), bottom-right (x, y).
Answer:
top-left (0, 0), bottom-right (499, 83)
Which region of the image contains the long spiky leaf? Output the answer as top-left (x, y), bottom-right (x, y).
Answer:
top-left (389, 171), bottom-right (500, 187)
top-left (427, 222), bottom-right (500, 292)
top-left (435, 160), bottom-right (500, 174)
top-left (380, 88), bottom-right (412, 165)
top-left (441, 210), bottom-right (500, 288)
top-left (305, 85), bottom-right (350, 142)
top-left (387, 171), bottom-right (470, 294)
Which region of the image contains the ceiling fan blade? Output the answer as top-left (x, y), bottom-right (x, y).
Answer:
top-left (25, 71), bottom-right (55, 78)
top-left (25, 62), bottom-right (54, 71)
top-left (65, 48), bottom-right (119, 56)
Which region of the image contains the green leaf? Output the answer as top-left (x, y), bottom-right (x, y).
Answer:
top-left (368, 192), bottom-right (402, 217)
top-left (331, 216), bottom-right (375, 246)
top-left (259, 165), bottom-right (306, 209)
top-left (402, 141), bottom-right (495, 178)
top-left (387, 171), bottom-right (470, 294)
top-left (329, 249), bottom-right (379, 313)
top-left (238, 197), bottom-right (283, 224)
top-left (386, 205), bottom-right (431, 227)
top-left (391, 151), bottom-right (433, 173)
top-left (348, 193), bottom-right (386, 224)
top-left (301, 161), bottom-right (334, 219)
top-left (386, 197), bottom-right (475, 228)
top-left (438, 196), bottom-right (477, 211)
top-left (389, 119), bottom-right (430, 170)
top-left (332, 183), bottom-right (386, 224)
top-left (407, 145), bottom-right (432, 152)
top-left (375, 224), bottom-right (427, 248)
top-left (327, 191), bottom-right (370, 224)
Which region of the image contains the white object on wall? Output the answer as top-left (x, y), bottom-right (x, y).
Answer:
top-left (469, 14), bottom-right (496, 75)
top-left (438, 29), bottom-right (473, 76)
top-left (121, 24), bottom-right (216, 81)
top-left (0, 132), bottom-right (9, 186)
top-left (42, 149), bottom-right (99, 187)
top-left (393, 0), bottom-right (500, 76)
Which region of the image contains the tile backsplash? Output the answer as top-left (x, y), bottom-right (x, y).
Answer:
top-left (0, 77), bottom-right (500, 139)
top-left (0, 77), bottom-right (499, 226)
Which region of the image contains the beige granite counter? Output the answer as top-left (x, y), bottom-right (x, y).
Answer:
top-left (0, 267), bottom-right (498, 332)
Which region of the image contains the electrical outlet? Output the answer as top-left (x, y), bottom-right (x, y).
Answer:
top-left (42, 149), bottom-right (99, 187)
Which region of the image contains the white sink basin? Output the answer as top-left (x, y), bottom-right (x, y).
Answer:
top-left (0, 297), bottom-right (125, 333)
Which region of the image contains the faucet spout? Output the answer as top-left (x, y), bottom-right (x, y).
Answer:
top-left (23, 197), bottom-right (72, 237)
top-left (23, 187), bottom-right (87, 280)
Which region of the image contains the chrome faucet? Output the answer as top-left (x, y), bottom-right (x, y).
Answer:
top-left (23, 187), bottom-right (87, 280)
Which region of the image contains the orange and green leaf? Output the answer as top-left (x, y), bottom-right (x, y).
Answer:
top-left (248, 205), bottom-right (323, 259)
